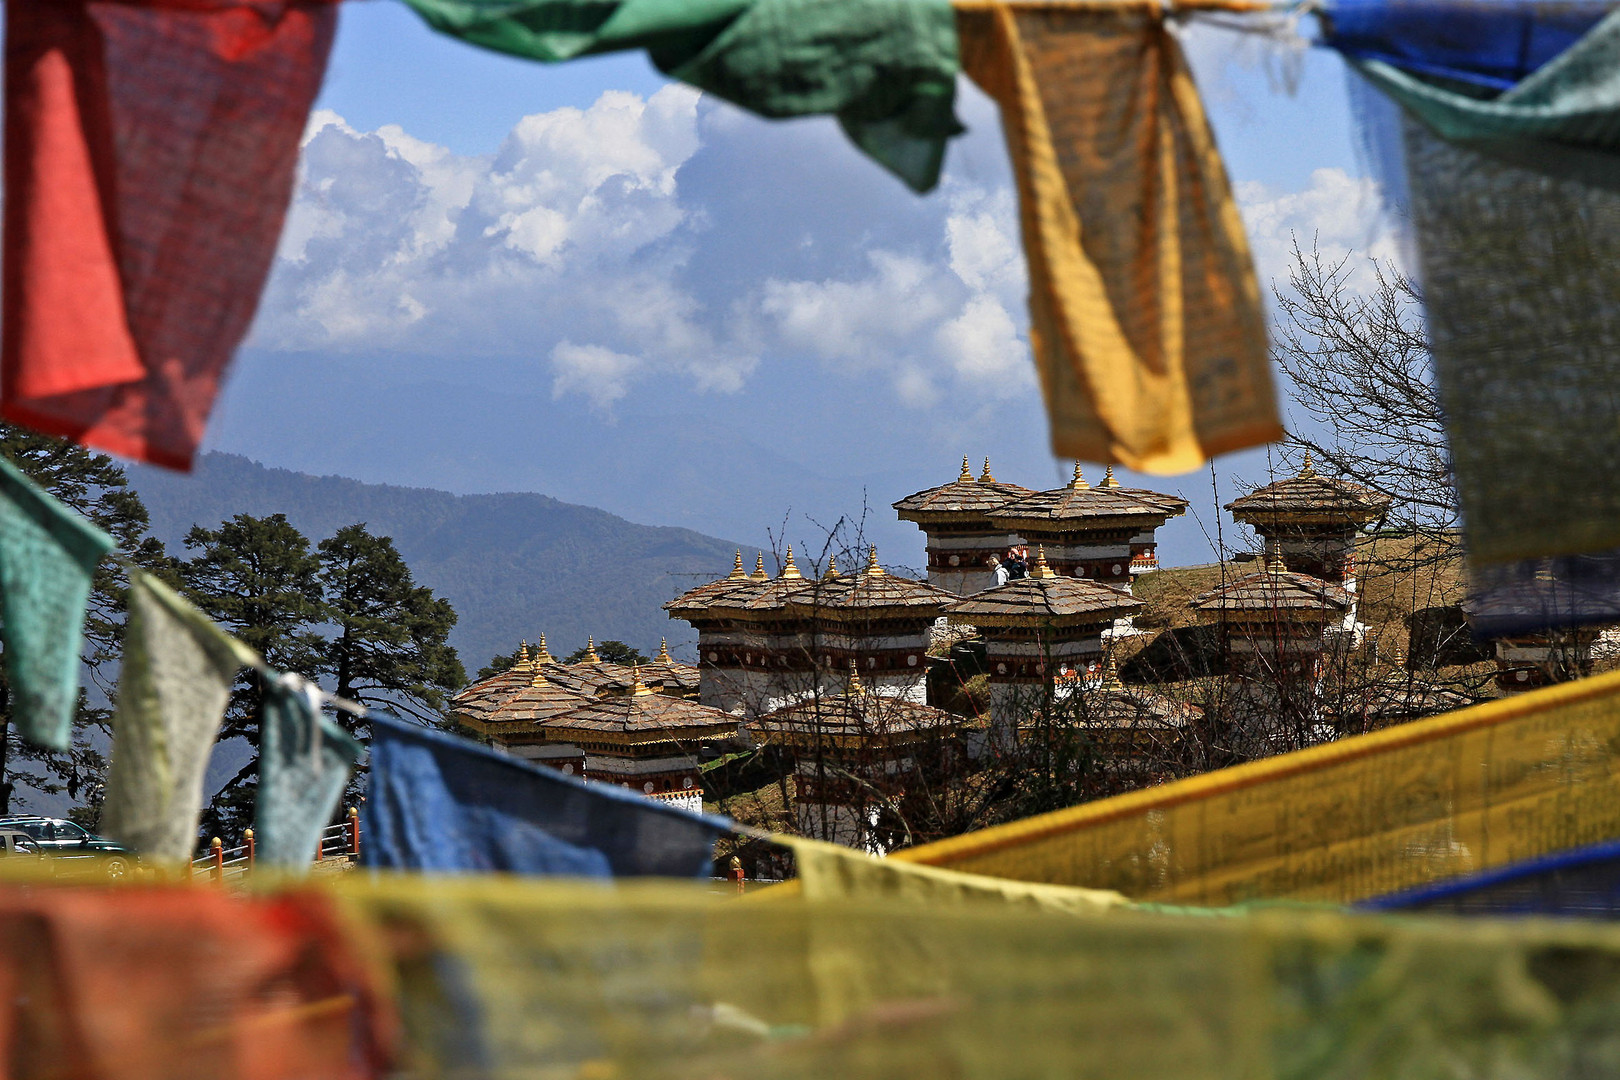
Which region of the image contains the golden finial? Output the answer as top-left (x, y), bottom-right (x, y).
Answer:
top-left (1100, 652), bottom-right (1124, 691)
top-left (1101, 465), bottom-right (1120, 489)
top-left (1031, 546), bottom-right (1057, 579)
top-left (584, 636), bottom-right (602, 664)
top-left (1299, 448), bottom-right (1318, 480)
top-left (979, 457), bottom-right (996, 483)
top-left (779, 545), bottom-right (802, 579)
top-left (750, 553), bottom-right (768, 581)
top-left (1264, 540), bottom-right (1287, 574)
top-left (728, 549), bottom-right (747, 580)
top-left (530, 661), bottom-right (548, 687)
top-left (847, 660), bottom-right (865, 696)
top-left (630, 663), bottom-right (655, 696)
top-left (957, 455), bottom-right (974, 483)
top-left (822, 554), bottom-right (840, 580)
top-left (534, 632), bottom-right (554, 666)
top-left (1069, 461), bottom-right (1090, 491)
top-left (864, 547), bottom-right (885, 577)
top-left (518, 641), bottom-right (531, 671)
top-left (656, 637), bottom-right (673, 664)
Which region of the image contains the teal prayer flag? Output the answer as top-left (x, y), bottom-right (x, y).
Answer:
top-left (0, 454), bottom-right (114, 750)
top-left (257, 672), bottom-right (362, 869)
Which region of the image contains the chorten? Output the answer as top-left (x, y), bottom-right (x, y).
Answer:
top-left (892, 455), bottom-right (1035, 594)
top-left (943, 547), bottom-right (1143, 745)
top-left (1190, 543), bottom-right (1353, 754)
top-left (986, 463), bottom-right (1186, 591)
top-left (1225, 451), bottom-right (1390, 587)
top-left (752, 664), bottom-right (961, 853)
top-left (529, 681), bottom-right (742, 813)
top-left (666, 546), bottom-right (954, 715)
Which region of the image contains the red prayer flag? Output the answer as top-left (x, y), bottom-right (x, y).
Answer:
top-left (1, 0), bottom-right (337, 470)
top-left (0, 881), bottom-right (395, 1079)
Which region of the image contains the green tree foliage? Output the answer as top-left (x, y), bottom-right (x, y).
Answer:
top-left (0, 423), bottom-right (174, 815)
top-left (182, 514), bottom-right (327, 837)
top-left (319, 523), bottom-right (465, 726)
top-left (563, 640), bottom-right (648, 665)
top-left (477, 647), bottom-right (525, 681)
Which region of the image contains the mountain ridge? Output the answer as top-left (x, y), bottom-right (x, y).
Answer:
top-left (128, 453), bottom-right (754, 674)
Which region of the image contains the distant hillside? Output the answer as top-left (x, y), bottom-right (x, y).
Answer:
top-left (128, 454), bottom-right (752, 674)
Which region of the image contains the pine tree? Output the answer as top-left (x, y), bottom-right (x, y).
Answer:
top-left (182, 514), bottom-right (327, 837)
top-left (318, 523), bottom-right (465, 728)
top-left (563, 640), bottom-right (648, 665)
top-left (0, 423), bottom-right (174, 816)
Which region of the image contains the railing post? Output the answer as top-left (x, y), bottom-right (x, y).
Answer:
top-left (348, 805), bottom-right (360, 859)
top-left (244, 828), bottom-right (255, 873)
top-left (730, 856), bottom-right (745, 895)
top-left (210, 837), bottom-right (224, 884)
top-left (314, 829), bottom-right (323, 862)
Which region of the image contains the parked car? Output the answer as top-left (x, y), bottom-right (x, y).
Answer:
top-left (0, 816), bottom-right (135, 879)
top-left (0, 829), bottom-right (44, 861)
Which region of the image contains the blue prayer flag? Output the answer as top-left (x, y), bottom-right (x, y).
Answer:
top-left (361, 713), bottom-right (730, 877)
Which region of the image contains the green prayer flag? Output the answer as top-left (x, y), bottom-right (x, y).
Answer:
top-left (0, 454), bottom-right (114, 750)
top-left (394, 0), bottom-right (962, 192)
top-left (257, 672), bottom-right (362, 869)
top-left (1353, 14), bottom-right (1620, 565)
top-left (100, 568), bottom-right (259, 864)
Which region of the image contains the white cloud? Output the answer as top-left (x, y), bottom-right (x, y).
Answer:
top-left (550, 341), bottom-right (644, 410)
top-left (1237, 167), bottom-right (1402, 294)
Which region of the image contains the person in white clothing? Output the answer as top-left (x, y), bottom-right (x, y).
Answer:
top-left (987, 553), bottom-right (1010, 588)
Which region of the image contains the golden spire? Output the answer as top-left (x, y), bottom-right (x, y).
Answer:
top-left (864, 547), bottom-right (885, 577)
top-left (630, 663), bottom-right (655, 696)
top-left (779, 544), bottom-right (803, 579)
top-left (1101, 465), bottom-right (1121, 489)
top-left (518, 641), bottom-right (531, 671)
top-left (822, 554), bottom-right (840, 580)
top-left (957, 455), bottom-right (974, 483)
top-left (980, 457), bottom-right (996, 483)
top-left (1264, 540), bottom-right (1287, 575)
top-left (584, 636), bottom-right (602, 664)
top-left (656, 637), bottom-right (673, 664)
top-left (1069, 461), bottom-right (1090, 491)
top-left (530, 660), bottom-right (548, 687)
top-left (750, 553), bottom-right (768, 580)
top-left (728, 549), bottom-right (747, 580)
top-left (1031, 546), bottom-right (1057, 579)
top-left (1100, 651), bottom-right (1124, 692)
top-left (1299, 448), bottom-right (1318, 480)
top-left (534, 632), bottom-right (554, 666)
top-left (847, 659), bottom-right (865, 696)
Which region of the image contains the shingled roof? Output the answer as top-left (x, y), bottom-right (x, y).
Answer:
top-left (943, 549), bottom-right (1143, 627)
top-left (753, 683), bottom-right (959, 748)
top-left (1225, 452), bottom-right (1391, 523)
top-left (893, 456), bottom-right (1035, 521)
top-left (668, 547), bottom-right (951, 620)
top-left (1095, 465), bottom-right (1190, 518)
top-left (989, 463), bottom-right (1178, 530)
top-left (539, 687), bottom-right (741, 743)
top-left (1190, 552), bottom-right (1353, 615)
top-left (475, 678), bottom-right (590, 728)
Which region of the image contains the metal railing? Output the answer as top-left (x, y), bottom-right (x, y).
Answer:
top-left (191, 806), bottom-right (361, 883)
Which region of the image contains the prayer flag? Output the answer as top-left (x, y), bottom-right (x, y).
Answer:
top-left (100, 568), bottom-right (258, 864)
top-left (0, 453), bottom-right (113, 750)
top-left (363, 712), bottom-right (729, 877)
top-left (0, 883), bottom-right (393, 1079)
top-left (257, 673), bottom-right (362, 869)
top-left (1345, 12), bottom-right (1620, 565)
top-left (394, 0), bottom-right (961, 193)
top-left (956, 2), bottom-right (1281, 473)
top-left (1, 0), bottom-right (337, 469)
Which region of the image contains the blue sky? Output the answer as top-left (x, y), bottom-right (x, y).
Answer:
top-left (207, 3), bottom-right (1396, 571)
